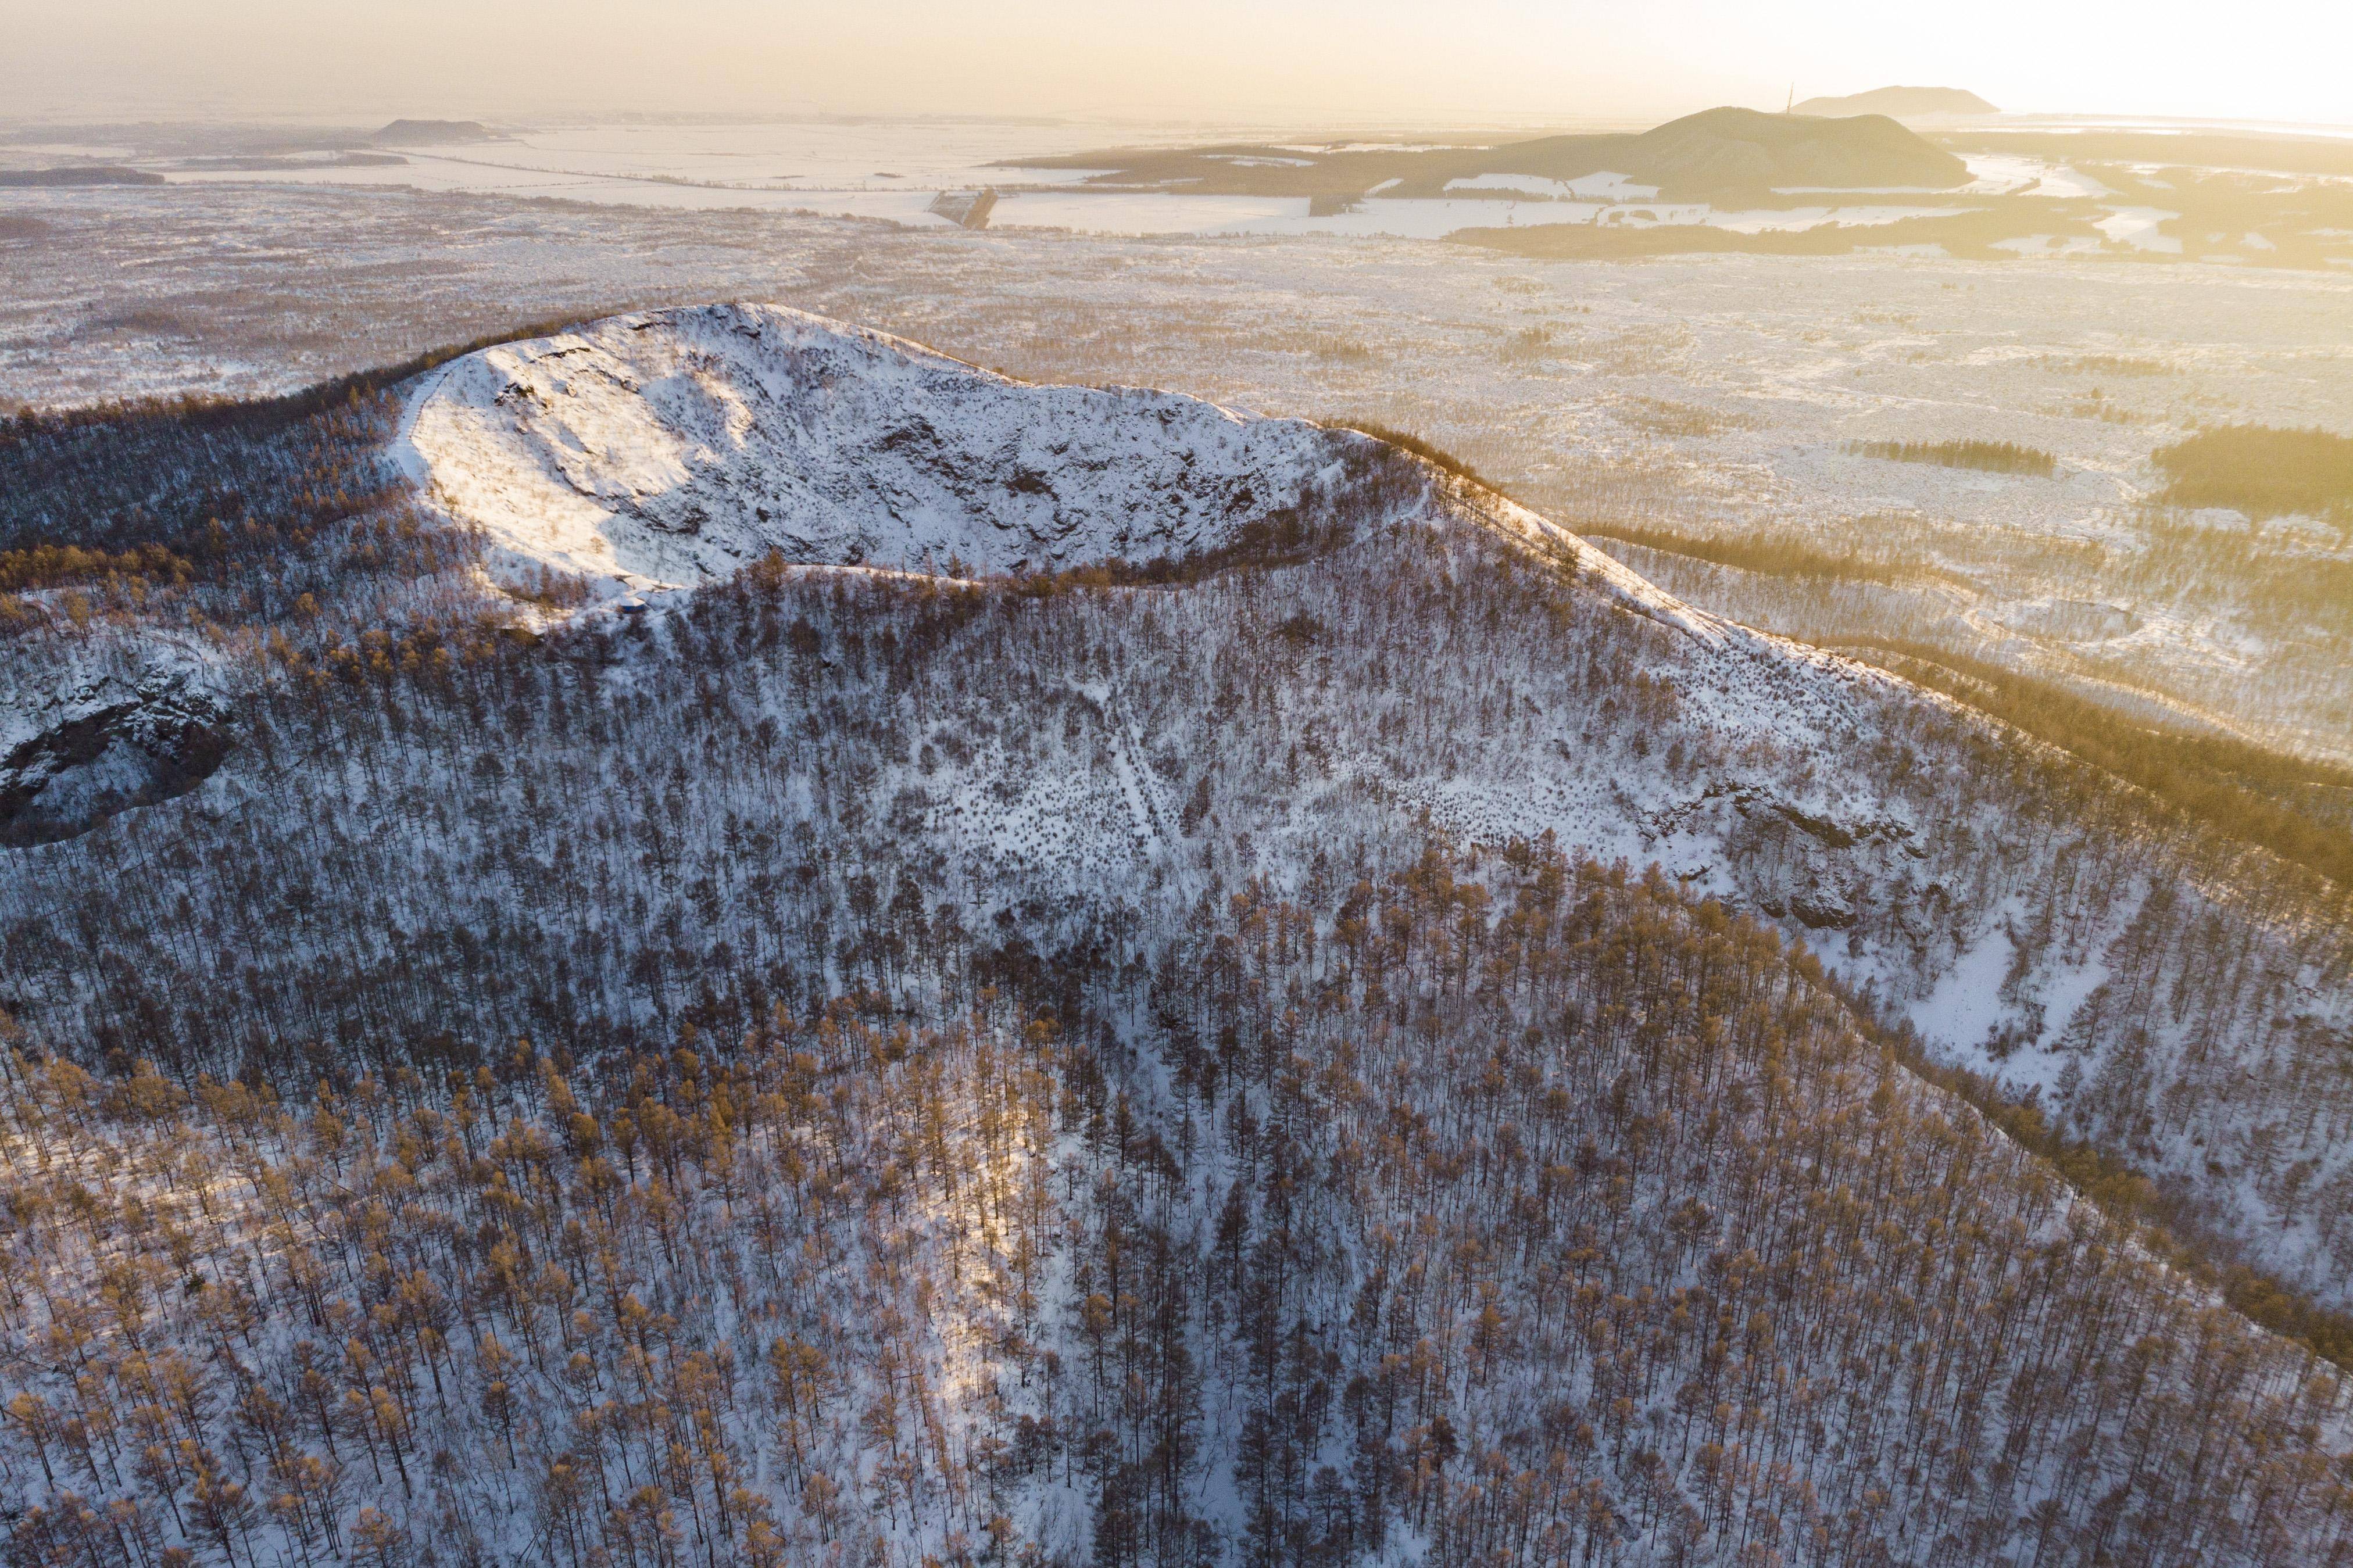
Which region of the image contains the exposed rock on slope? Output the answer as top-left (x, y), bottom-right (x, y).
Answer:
top-left (0, 666), bottom-right (226, 847)
top-left (403, 303), bottom-right (1349, 599)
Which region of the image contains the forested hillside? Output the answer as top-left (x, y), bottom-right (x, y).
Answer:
top-left (6, 848), bottom-right (2351, 1566)
top-left (5, 310), bottom-right (2353, 1565)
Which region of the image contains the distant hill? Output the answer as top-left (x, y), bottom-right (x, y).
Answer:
top-left (1430, 106), bottom-right (1971, 199)
top-left (371, 119), bottom-right (498, 146)
top-left (1793, 87), bottom-right (1999, 119)
top-left (1021, 106), bottom-right (1972, 204)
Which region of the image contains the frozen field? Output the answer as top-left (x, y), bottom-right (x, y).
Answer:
top-left (4, 175), bottom-right (2350, 760)
top-left (148, 116), bottom-right (1153, 227)
top-left (12, 114), bottom-right (2191, 245)
top-left (145, 134), bottom-right (2001, 242)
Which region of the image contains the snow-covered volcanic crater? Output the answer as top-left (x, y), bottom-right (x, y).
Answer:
top-left (402, 303), bottom-right (1353, 597)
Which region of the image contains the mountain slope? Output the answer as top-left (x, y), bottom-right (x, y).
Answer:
top-left (10, 308), bottom-right (2353, 1312)
top-left (10, 307), bottom-right (2352, 1308)
top-left (4, 307), bottom-right (2353, 1565)
top-left (1440, 108), bottom-right (1972, 198)
top-left (6, 846), bottom-right (2347, 1566)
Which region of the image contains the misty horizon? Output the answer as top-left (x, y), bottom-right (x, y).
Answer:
top-left (5, 0), bottom-right (2352, 128)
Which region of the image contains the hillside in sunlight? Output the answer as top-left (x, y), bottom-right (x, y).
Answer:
top-left (3, 307), bottom-right (2352, 1566)
top-left (1014, 107), bottom-right (1970, 203)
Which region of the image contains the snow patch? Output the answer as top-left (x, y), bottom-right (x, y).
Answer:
top-left (2096, 206), bottom-right (2184, 252)
top-left (402, 304), bottom-right (1347, 599)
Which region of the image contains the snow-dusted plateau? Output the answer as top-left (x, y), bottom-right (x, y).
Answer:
top-left (3, 300), bottom-right (2352, 1565)
top-left (400, 306), bottom-right (1348, 596)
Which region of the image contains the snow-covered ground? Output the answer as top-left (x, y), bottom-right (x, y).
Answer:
top-left (165, 159), bottom-right (977, 222)
top-left (2026, 163), bottom-right (2119, 199)
top-left (158, 152), bottom-right (1917, 242)
top-left (402, 303), bottom-right (1349, 596)
top-left (2095, 204), bottom-right (2187, 252)
top-left (161, 117), bottom-right (1207, 196)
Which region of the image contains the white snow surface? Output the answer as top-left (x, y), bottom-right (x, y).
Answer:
top-left (403, 303), bottom-right (1347, 596)
top-left (2095, 205), bottom-right (2186, 252)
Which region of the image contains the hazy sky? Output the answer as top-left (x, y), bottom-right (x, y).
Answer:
top-left (4, 0), bottom-right (2349, 128)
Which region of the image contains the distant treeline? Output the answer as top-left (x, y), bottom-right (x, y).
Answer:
top-left (0, 166), bottom-right (163, 187)
top-left (2154, 424), bottom-right (2353, 526)
top-left (1840, 638), bottom-right (2353, 887)
top-left (1847, 438), bottom-right (2059, 477)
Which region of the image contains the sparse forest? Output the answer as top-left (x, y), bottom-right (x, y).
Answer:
top-left (1832, 640), bottom-right (2353, 887)
top-left (8, 843), bottom-right (2353, 1566)
top-left (6, 336), bottom-right (2353, 1565)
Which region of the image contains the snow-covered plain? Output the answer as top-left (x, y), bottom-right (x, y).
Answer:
top-left (165, 117), bottom-right (1203, 198)
top-left (165, 155), bottom-right (1893, 242)
top-left (113, 117), bottom-right (2091, 242)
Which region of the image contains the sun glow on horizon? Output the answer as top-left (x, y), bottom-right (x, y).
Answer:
top-left (2, 0), bottom-right (2348, 132)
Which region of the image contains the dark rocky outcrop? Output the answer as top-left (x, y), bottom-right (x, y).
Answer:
top-left (1, 677), bottom-right (227, 847)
